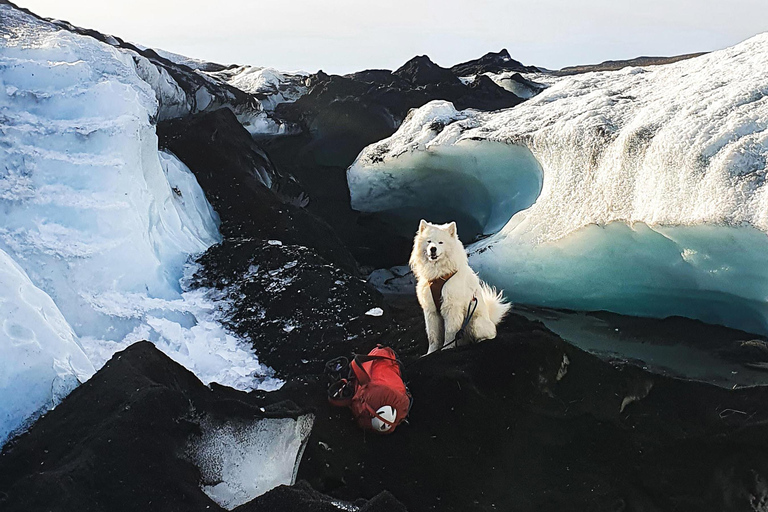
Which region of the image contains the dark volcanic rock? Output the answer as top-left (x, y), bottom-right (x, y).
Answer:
top-left (556, 53), bottom-right (707, 76)
top-left (394, 55), bottom-right (462, 86)
top-left (269, 306), bottom-right (768, 512)
top-left (0, 342), bottom-right (407, 512)
top-left (450, 48), bottom-right (539, 76)
top-left (0, 341), bottom-right (307, 512)
top-left (266, 61), bottom-right (523, 268)
top-left (346, 69), bottom-right (412, 88)
top-left (158, 108), bottom-right (358, 273)
top-left (236, 480), bottom-right (407, 512)
top-left (464, 74), bottom-right (531, 110)
top-left (190, 239), bottom-right (394, 378)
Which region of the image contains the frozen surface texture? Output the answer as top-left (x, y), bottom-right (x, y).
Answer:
top-left (348, 101), bottom-right (543, 240)
top-left (0, 248), bottom-right (95, 447)
top-left (350, 34), bottom-right (768, 332)
top-left (206, 65), bottom-right (307, 135)
top-left (189, 415), bottom-right (315, 510)
top-left (0, 5), bottom-right (276, 447)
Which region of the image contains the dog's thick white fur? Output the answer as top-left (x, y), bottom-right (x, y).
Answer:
top-left (410, 220), bottom-right (511, 355)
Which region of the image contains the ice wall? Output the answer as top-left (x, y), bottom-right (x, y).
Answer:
top-left (0, 248), bottom-right (95, 447)
top-left (348, 101), bottom-right (543, 240)
top-left (350, 34), bottom-right (768, 333)
top-left (0, 4), bottom-right (277, 445)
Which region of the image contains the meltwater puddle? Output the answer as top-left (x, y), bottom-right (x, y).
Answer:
top-left (516, 305), bottom-right (768, 388)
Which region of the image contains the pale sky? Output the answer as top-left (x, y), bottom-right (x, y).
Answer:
top-left (17, 0), bottom-right (768, 74)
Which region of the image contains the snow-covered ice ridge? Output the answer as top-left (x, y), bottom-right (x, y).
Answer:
top-left (204, 65), bottom-right (308, 135)
top-left (349, 34), bottom-right (768, 333)
top-left (207, 65), bottom-right (308, 112)
top-left (0, 5), bottom-right (278, 445)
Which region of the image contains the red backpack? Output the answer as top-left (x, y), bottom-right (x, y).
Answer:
top-left (326, 346), bottom-right (412, 434)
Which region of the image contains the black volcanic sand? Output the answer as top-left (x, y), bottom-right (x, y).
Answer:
top-left (0, 341), bottom-right (406, 512)
top-left (189, 238), bottom-right (396, 378)
top-left (4, 302), bottom-right (768, 512)
top-left (269, 304), bottom-right (768, 512)
top-left (157, 108), bottom-right (359, 274)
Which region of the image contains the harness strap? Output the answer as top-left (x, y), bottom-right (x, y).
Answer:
top-left (441, 296), bottom-right (479, 350)
top-left (428, 271), bottom-right (457, 311)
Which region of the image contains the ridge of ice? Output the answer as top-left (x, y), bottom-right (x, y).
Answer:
top-left (0, 5), bottom-right (279, 447)
top-left (349, 33), bottom-right (768, 333)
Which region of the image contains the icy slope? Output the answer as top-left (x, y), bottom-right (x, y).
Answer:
top-left (207, 66), bottom-right (308, 112)
top-left (0, 2), bottom-right (276, 441)
top-left (347, 101), bottom-right (544, 240)
top-left (0, 248), bottom-right (95, 447)
top-left (349, 34), bottom-right (768, 333)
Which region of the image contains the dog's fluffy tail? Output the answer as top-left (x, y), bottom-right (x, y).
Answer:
top-left (479, 282), bottom-right (512, 325)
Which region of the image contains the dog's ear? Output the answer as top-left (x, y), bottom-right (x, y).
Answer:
top-left (447, 222), bottom-right (457, 238)
top-left (419, 219), bottom-right (428, 233)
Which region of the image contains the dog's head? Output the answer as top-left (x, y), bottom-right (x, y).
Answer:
top-left (411, 220), bottom-right (461, 267)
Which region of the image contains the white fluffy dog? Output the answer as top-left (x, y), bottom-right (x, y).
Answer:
top-left (410, 220), bottom-right (511, 354)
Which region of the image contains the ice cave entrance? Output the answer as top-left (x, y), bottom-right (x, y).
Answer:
top-left (348, 140), bottom-right (543, 241)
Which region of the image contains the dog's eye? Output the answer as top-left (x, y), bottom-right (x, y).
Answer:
top-left (438, 241), bottom-right (443, 244)
top-left (427, 240), bottom-right (431, 243)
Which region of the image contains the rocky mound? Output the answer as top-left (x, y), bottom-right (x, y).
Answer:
top-left (556, 52), bottom-right (707, 75)
top-left (264, 55), bottom-right (524, 269)
top-left (449, 48), bottom-right (540, 76)
top-left (394, 55), bottom-right (463, 86)
top-left (158, 108), bottom-right (358, 273)
top-left (0, 341), bottom-right (303, 512)
top-left (190, 239), bottom-right (392, 378)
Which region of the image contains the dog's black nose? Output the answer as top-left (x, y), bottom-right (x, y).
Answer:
top-left (429, 246), bottom-right (437, 254)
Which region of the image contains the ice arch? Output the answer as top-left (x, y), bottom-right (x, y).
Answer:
top-left (348, 138), bottom-right (543, 241)
top-left (349, 33), bottom-right (768, 335)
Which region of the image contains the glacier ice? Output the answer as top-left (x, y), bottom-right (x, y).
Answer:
top-left (348, 101), bottom-right (543, 240)
top-left (205, 65), bottom-right (308, 136)
top-left (208, 66), bottom-right (308, 112)
top-left (484, 71), bottom-right (549, 99)
top-left (0, 247), bottom-right (95, 447)
top-left (349, 34), bottom-right (768, 333)
top-left (0, 4), bottom-right (278, 446)
top-left (188, 414), bottom-right (315, 510)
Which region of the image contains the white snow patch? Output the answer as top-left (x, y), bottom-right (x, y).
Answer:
top-left (209, 66), bottom-right (308, 111)
top-left (365, 307), bottom-right (384, 317)
top-left (190, 414), bottom-right (315, 510)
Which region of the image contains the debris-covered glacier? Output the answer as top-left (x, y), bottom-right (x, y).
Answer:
top-left (0, 4), bottom-right (277, 446)
top-left (349, 33), bottom-right (768, 333)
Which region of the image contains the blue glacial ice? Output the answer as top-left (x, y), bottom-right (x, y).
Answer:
top-left (349, 33), bottom-right (768, 334)
top-left (0, 5), bottom-right (279, 447)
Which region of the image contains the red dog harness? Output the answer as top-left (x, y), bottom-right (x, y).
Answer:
top-left (428, 271), bottom-right (457, 310)
top-left (327, 346), bottom-right (412, 434)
